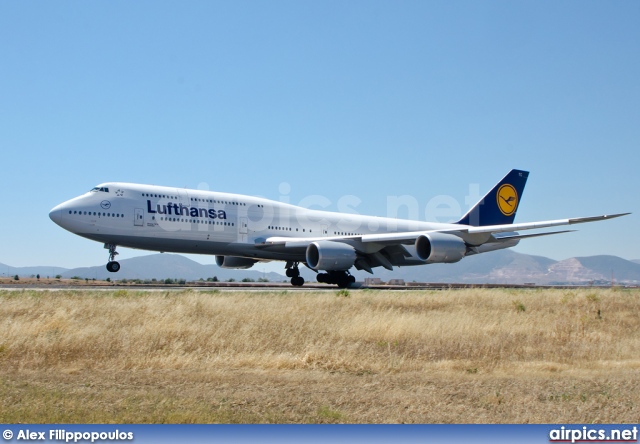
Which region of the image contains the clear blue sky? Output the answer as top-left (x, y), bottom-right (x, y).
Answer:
top-left (1, 1), bottom-right (638, 269)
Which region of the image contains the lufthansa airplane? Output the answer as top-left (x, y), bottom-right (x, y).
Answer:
top-left (49, 170), bottom-right (628, 287)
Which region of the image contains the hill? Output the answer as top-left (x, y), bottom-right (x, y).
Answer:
top-left (1, 256), bottom-right (285, 283)
top-left (0, 263), bottom-right (68, 279)
top-left (348, 250), bottom-right (640, 285)
top-left (2, 251), bottom-right (640, 285)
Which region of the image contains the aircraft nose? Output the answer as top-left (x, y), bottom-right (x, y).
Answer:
top-left (49, 204), bottom-right (63, 225)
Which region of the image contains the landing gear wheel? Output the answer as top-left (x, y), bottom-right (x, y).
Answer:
top-left (105, 243), bottom-right (120, 273)
top-left (337, 276), bottom-right (350, 288)
top-left (285, 261), bottom-right (301, 285)
top-left (317, 271), bottom-right (355, 287)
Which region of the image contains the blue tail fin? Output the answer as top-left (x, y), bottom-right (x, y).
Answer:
top-left (456, 169), bottom-right (529, 226)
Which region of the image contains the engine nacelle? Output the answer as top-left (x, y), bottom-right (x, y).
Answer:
top-left (215, 256), bottom-right (258, 269)
top-left (415, 233), bottom-right (466, 263)
top-left (306, 241), bottom-right (357, 271)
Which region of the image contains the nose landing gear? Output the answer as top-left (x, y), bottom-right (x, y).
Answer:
top-left (105, 243), bottom-right (120, 273)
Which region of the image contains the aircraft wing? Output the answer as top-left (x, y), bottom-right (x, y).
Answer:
top-left (258, 213), bottom-right (630, 248)
top-left (256, 212), bottom-right (629, 273)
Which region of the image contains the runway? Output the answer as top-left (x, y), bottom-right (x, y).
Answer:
top-left (0, 281), bottom-right (629, 291)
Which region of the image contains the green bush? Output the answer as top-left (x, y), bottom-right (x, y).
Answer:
top-left (512, 299), bottom-right (526, 313)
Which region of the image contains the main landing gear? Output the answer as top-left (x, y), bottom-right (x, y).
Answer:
top-left (285, 262), bottom-right (355, 288)
top-left (285, 262), bottom-right (304, 287)
top-left (317, 271), bottom-right (356, 288)
top-left (105, 243), bottom-right (120, 273)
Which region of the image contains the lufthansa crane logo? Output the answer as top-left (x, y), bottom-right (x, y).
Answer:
top-left (496, 184), bottom-right (518, 216)
top-left (100, 200), bottom-right (112, 210)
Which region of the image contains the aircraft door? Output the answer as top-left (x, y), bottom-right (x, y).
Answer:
top-left (239, 217), bottom-right (248, 243)
top-left (134, 208), bottom-right (144, 226)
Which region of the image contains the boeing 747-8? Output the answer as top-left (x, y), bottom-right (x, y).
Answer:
top-left (49, 169), bottom-right (628, 287)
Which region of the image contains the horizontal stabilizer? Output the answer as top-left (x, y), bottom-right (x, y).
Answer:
top-left (494, 230), bottom-right (576, 241)
top-left (463, 212), bottom-right (630, 235)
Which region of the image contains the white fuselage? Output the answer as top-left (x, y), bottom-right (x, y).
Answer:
top-left (49, 182), bottom-right (461, 264)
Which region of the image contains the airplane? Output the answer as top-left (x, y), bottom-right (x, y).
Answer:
top-left (49, 169), bottom-right (628, 287)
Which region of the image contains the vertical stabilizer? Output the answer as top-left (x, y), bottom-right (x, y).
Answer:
top-left (456, 169), bottom-right (529, 226)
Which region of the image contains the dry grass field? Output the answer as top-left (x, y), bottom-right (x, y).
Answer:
top-left (1, 287), bottom-right (638, 423)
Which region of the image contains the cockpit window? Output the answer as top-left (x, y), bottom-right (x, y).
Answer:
top-left (90, 187), bottom-right (109, 192)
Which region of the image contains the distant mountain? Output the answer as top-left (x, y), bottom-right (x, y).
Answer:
top-left (342, 249), bottom-right (550, 284)
top-left (60, 254), bottom-right (288, 282)
top-left (3, 251), bottom-right (639, 285)
top-left (0, 263), bottom-right (68, 279)
top-left (632, 260), bottom-right (640, 265)
top-left (1, 255), bottom-right (286, 282)
top-left (348, 250), bottom-right (640, 285)
top-left (574, 256), bottom-right (640, 283)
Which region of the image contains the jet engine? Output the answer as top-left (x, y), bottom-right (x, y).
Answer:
top-left (306, 241), bottom-right (357, 271)
top-left (415, 233), bottom-right (466, 263)
top-left (215, 256), bottom-right (258, 269)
